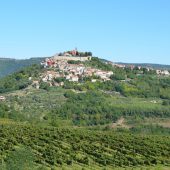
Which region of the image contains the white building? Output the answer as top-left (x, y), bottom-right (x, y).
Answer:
top-left (69, 76), bottom-right (79, 82)
top-left (163, 70), bottom-right (170, 75)
top-left (0, 96), bottom-right (5, 101)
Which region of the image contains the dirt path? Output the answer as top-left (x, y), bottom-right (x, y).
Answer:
top-left (111, 117), bottom-right (130, 129)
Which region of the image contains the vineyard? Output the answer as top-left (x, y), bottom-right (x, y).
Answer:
top-left (0, 124), bottom-right (170, 169)
top-left (0, 58), bottom-right (170, 170)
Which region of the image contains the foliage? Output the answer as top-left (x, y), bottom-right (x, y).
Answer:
top-left (55, 90), bottom-right (170, 126)
top-left (6, 147), bottom-right (35, 170)
top-left (67, 60), bottom-right (81, 64)
top-left (54, 77), bottom-right (65, 83)
top-left (85, 57), bottom-right (114, 71)
top-left (0, 124), bottom-right (169, 169)
top-left (0, 64), bottom-right (42, 93)
top-left (129, 124), bottom-right (170, 135)
top-left (162, 100), bottom-right (170, 106)
top-left (39, 81), bottom-right (50, 90)
top-left (0, 58), bottom-right (44, 78)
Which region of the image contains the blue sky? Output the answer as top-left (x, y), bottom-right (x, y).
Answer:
top-left (0, 0), bottom-right (170, 64)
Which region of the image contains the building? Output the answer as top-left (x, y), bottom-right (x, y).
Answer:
top-left (0, 96), bottom-right (6, 101)
top-left (69, 76), bottom-right (79, 82)
top-left (156, 70), bottom-right (170, 76)
top-left (162, 70), bottom-right (170, 76)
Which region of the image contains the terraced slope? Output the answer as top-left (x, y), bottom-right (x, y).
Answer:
top-left (0, 124), bottom-right (170, 169)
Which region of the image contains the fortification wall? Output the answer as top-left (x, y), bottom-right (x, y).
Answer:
top-left (53, 56), bottom-right (91, 61)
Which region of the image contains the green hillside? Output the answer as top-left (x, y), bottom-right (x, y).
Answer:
top-left (0, 57), bottom-right (170, 169)
top-left (0, 57), bottom-right (45, 78)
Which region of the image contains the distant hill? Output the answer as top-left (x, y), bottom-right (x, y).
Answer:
top-left (0, 57), bottom-right (45, 77)
top-left (116, 62), bottom-right (170, 70)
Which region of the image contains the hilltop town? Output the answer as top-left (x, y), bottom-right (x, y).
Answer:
top-left (35, 49), bottom-right (113, 88)
top-left (0, 49), bottom-right (169, 103)
top-left (0, 49), bottom-right (170, 94)
top-left (13, 49), bottom-right (167, 91)
top-left (31, 49), bottom-right (169, 89)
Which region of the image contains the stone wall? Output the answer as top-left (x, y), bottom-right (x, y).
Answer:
top-left (53, 56), bottom-right (91, 61)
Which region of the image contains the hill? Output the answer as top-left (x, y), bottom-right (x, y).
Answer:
top-left (0, 56), bottom-right (170, 126)
top-left (116, 62), bottom-right (170, 70)
top-left (0, 57), bottom-right (45, 78)
top-left (0, 55), bottom-right (170, 169)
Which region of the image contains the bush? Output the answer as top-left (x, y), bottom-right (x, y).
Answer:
top-left (39, 82), bottom-right (50, 90)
